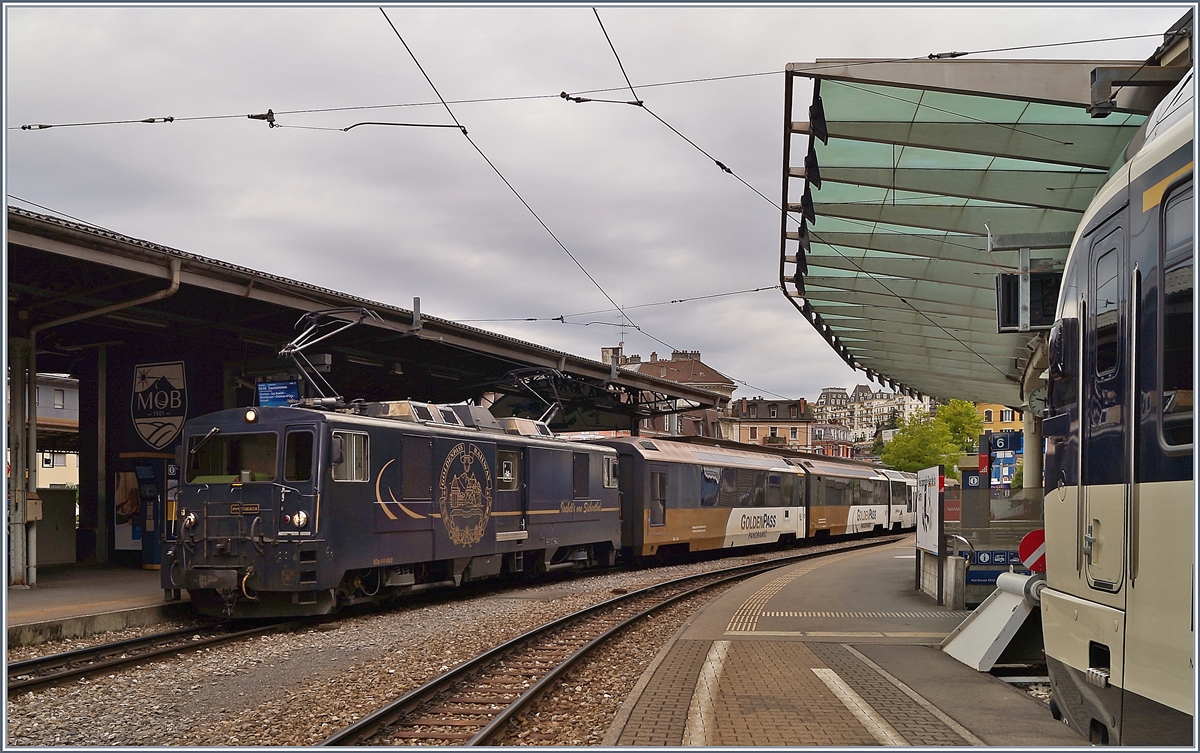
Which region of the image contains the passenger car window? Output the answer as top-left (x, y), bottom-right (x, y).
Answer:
top-left (284, 431), bottom-right (313, 482)
top-left (332, 431), bottom-right (368, 482)
top-left (1093, 246), bottom-right (1121, 377)
top-left (1161, 185), bottom-right (1193, 448)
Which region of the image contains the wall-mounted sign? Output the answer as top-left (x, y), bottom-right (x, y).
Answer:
top-left (915, 465), bottom-right (942, 555)
top-left (132, 361), bottom-right (187, 450)
top-left (257, 380), bottom-right (299, 407)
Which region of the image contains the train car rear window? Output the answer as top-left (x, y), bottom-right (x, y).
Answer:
top-left (187, 432), bottom-right (277, 483)
top-left (1161, 185), bottom-right (1193, 448)
top-left (573, 453), bottom-right (590, 498)
top-left (650, 471), bottom-right (666, 525)
top-left (284, 431), bottom-right (313, 482)
top-left (332, 431), bottom-right (369, 482)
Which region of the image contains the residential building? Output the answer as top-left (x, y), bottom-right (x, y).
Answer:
top-left (976, 402), bottom-right (1024, 433)
top-left (8, 374), bottom-right (80, 489)
top-left (813, 387), bottom-right (851, 425)
top-left (729, 396), bottom-right (813, 451)
top-left (577, 348), bottom-right (735, 440)
top-left (809, 421), bottom-right (854, 458)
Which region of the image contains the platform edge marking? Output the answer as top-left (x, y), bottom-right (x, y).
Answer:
top-left (681, 640), bottom-right (730, 745)
top-left (841, 643), bottom-right (986, 746)
top-left (811, 667), bottom-right (910, 746)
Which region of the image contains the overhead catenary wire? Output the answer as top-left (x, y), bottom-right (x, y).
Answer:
top-left (11, 28), bottom-right (1168, 131)
top-left (376, 7), bottom-right (663, 353)
top-left (460, 285), bottom-right (782, 322)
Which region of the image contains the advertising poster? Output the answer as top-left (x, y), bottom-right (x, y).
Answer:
top-left (915, 465), bottom-right (942, 554)
top-left (114, 471), bottom-right (142, 550)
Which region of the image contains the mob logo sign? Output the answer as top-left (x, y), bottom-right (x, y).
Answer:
top-left (131, 361), bottom-right (188, 450)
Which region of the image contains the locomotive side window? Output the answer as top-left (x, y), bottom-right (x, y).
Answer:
top-left (284, 431), bottom-right (313, 482)
top-left (650, 471), bottom-right (667, 526)
top-left (603, 456), bottom-right (619, 489)
top-left (402, 436), bottom-right (432, 498)
top-left (573, 453), bottom-right (590, 498)
top-left (1160, 184), bottom-right (1194, 449)
top-left (332, 431), bottom-right (369, 482)
top-left (186, 432), bottom-right (277, 483)
top-left (497, 450), bottom-right (520, 491)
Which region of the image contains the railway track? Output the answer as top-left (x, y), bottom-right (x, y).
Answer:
top-left (320, 534), bottom-right (901, 746)
top-left (7, 619), bottom-right (306, 694)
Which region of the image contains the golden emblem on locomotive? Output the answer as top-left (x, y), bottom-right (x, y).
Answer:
top-left (438, 442), bottom-right (493, 547)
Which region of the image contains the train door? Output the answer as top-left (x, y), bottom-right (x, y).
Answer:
top-left (494, 447), bottom-right (528, 545)
top-left (1080, 216), bottom-right (1129, 595)
top-left (282, 425), bottom-right (319, 538)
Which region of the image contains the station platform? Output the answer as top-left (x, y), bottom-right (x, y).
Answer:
top-left (6, 564), bottom-right (189, 647)
top-left (606, 537), bottom-right (1084, 747)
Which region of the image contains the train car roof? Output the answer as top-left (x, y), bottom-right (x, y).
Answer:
top-left (182, 406), bottom-right (618, 454)
top-left (595, 436), bottom-right (799, 471)
top-left (793, 456), bottom-right (882, 480)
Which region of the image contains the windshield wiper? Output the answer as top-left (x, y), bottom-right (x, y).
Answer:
top-left (188, 426), bottom-right (220, 458)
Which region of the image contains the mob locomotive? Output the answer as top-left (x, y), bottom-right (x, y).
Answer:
top-left (164, 399), bottom-right (912, 618)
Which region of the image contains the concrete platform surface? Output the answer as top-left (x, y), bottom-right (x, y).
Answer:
top-left (608, 536), bottom-right (1085, 747)
top-left (6, 564), bottom-right (189, 646)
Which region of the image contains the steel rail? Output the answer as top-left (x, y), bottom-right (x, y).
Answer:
top-left (7, 618), bottom-right (307, 694)
top-left (320, 535), bottom-right (901, 746)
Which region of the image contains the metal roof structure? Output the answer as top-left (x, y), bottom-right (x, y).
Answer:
top-left (8, 207), bottom-right (726, 431)
top-left (779, 15), bottom-right (1192, 407)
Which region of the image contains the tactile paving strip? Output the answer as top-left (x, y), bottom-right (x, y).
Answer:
top-left (806, 642), bottom-right (971, 746)
top-left (762, 610), bottom-right (972, 619)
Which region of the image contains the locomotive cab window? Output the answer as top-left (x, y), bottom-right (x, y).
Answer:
top-left (497, 450), bottom-right (520, 491)
top-left (332, 431), bottom-right (369, 482)
top-left (1160, 183), bottom-right (1193, 449)
top-left (284, 431), bottom-right (314, 482)
top-left (186, 432), bottom-right (277, 484)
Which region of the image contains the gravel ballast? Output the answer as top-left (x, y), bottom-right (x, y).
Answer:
top-left (8, 545), bottom-right (848, 747)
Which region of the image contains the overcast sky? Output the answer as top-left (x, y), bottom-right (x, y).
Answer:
top-left (4, 4), bottom-right (1185, 401)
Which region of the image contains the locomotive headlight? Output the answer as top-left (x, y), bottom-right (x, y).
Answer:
top-left (183, 512), bottom-right (197, 529)
top-left (244, 408), bottom-right (259, 423)
top-left (293, 510), bottom-right (308, 528)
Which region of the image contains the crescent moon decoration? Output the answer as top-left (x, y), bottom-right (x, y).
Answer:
top-left (374, 455), bottom-right (403, 520)
top-left (374, 458), bottom-right (427, 520)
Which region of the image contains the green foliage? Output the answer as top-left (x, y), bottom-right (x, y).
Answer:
top-left (880, 412), bottom-right (961, 480)
top-left (935, 399), bottom-right (985, 452)
top-left (1011, 461), bottom-right (1023, 490)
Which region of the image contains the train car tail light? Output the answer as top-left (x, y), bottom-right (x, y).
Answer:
top-left (293, 510), bottom-right (308, 528)
top-left (183, 512), bottom-right (197, 529)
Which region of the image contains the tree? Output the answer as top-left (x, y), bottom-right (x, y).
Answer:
top-left (935, 399), bottom-right (984, 452)
top-left (1011, 461), bottom-right (1023, 490)
top-left (880, 412), bottom-right (961, 479)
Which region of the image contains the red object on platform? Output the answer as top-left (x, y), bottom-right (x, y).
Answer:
top-left (1019, 528), bottom-right (1047, 572)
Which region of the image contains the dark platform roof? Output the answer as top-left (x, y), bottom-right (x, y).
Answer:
top-left (8, 207), bottom-right (725, 430)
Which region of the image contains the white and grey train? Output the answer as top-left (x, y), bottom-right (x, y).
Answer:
top-left (1041, 70), bottom-right (1193, 745)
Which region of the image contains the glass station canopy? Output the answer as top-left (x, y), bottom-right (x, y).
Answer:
top-left (780, 58), bottom-right (1157, 407)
